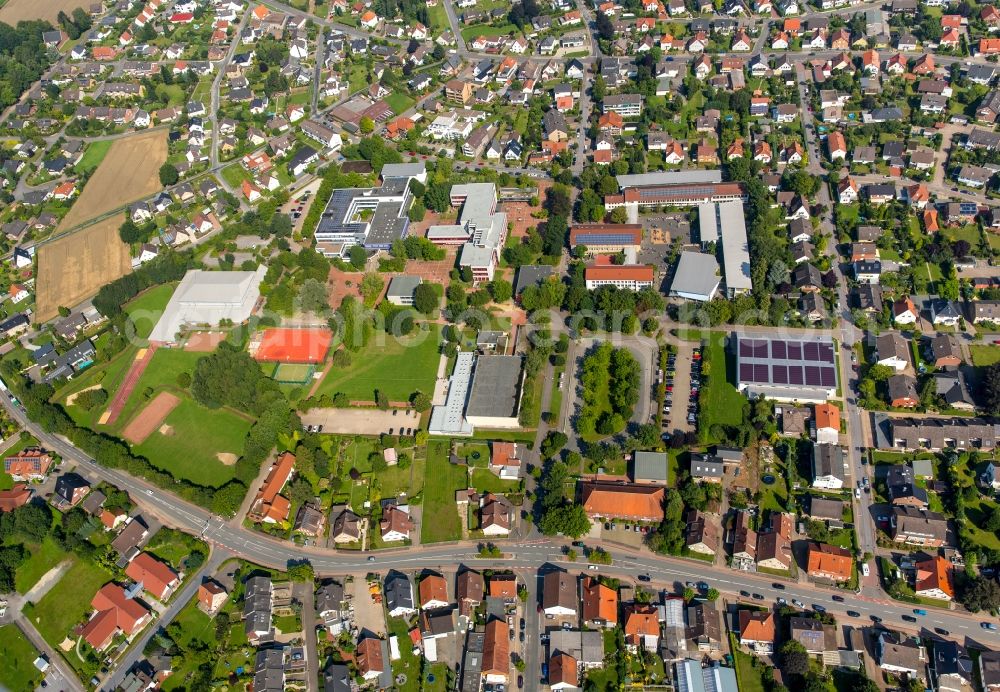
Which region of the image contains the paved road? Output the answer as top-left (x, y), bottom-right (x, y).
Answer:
top-left (5, 378), bottom-right (1000, 689)
top-left (210, 12), bottom-right (251, 169)
top-left (297, 581), bottom-right (320, 692)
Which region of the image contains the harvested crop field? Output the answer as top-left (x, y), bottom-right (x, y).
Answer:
top-left (35, 214), bottom-right (132, 322)
top-left (123, 392), bottom-right (181, 444)
top-left (185, 331), bottom-right (227, 352)
top-left (57, 129), bottom-right (167, 232)
top-left (0, 0), bottom-right (86, 24)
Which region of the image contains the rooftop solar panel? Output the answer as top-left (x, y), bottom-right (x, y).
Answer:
top-left (773, 365), bottom-right (788, 384)
top-left (804, 366), bottom-right (821, 386)
top-left (821, 368), bottom-right (836, 387)
top-left (736, 336), bottom-right (837, 395)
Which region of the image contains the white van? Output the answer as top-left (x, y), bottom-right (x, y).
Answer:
top-left (860, 562), bottom-right (870, 577)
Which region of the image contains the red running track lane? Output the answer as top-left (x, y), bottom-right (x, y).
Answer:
top-left (104, 344), bottom-right (158, 425)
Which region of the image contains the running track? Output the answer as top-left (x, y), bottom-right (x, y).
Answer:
top-left (104, 344), bottom-right (158, 425)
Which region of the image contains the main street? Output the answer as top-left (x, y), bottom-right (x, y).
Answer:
top-left (4, 389), bottom-right (1000, 682)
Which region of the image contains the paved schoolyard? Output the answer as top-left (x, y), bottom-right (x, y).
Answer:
top-left (300, 407), bottom-right (420, 435)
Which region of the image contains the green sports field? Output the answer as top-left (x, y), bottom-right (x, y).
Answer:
top-left (315, 325), bottom-right (442, 402)
top-left (273, 362), bottom-right (315, 384)
top-left (133, 397), bottom-right (252, 487)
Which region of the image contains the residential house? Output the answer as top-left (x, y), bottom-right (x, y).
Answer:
top-left (891, 506), bottom-right (948, 547)
top-left (385, 571), bottom-right (417, 618)
top-left (581, 576), bottom-right (618, 628)
top-left (806, 542), bottom-right (853, 582)
top-left (877, 630), bottom-right (927, 680)
top-left (738, 610), bottom-right (775, 654)
top-left (811, 444), bottom-right (844, 489)
top-left (888, 374), bottom-right (919, 408)
top-left (814, 403), bottom-right (840, 444)
top-left (542, 571), bottom-right (578, 616)
top-left (913, 555), bottom-right (955, 600)
top-left (125, 552), bottom-right (179, 601)
top-left (876, 332), bottom-right (911, 371)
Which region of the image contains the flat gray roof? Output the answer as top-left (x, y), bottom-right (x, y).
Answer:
top-left (717, 201), bottom-right (752, 293)
top-left (697, 202), bottom-right (720, 245)
top-left (387, 275), bottom-right (421, 298)
top-left (429, 352), bottom-right (474, 436)
top-left (633, 451), bottom-right (668, 483)
top-left (617, 170), bottom-right (721, 189)
top-left (466, 355), bottom-right (523, 419)
top-left (671, 251), bottom-right (721, 301)
top-left (381, 162), bottom-right (425, 179)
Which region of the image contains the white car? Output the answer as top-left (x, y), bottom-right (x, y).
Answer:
top-left (860, 563), bottom-right (870, 577)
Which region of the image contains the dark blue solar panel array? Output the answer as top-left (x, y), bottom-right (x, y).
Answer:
top-left (577, 232), bottom-right (639, 244)
top-left (737, 337), bottom-right (837, 389)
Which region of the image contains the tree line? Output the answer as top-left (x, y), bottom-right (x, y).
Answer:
top-left (0, 19), bottom-right (55, 109)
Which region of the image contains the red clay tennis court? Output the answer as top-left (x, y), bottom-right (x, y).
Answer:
top-left (253, 327), bottom-right (333, 363)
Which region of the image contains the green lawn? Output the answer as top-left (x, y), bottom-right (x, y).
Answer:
top-left (420, 441), bottom-right (466, 543)
top-left (940, 225), bottom-right (982, 246)
top-left (699, 334), bottom-right (747, 441)
top-left (460, 22), bottom-right (521, 41)
top-left (316, 324), bottom-right (442, 402)
top-left (427, 3), bottom-right (449, 30)
top-left (221, 163), bottom-right (250, 188)
top-left (125, 283), bottom-right (177, 340)
top-left (0, 624), bottom-right (43, 690)
top-left (76, 141), bottom-right (113, 175)
top-left (23, 559), bottom-right (111, 674)
top-left (731, 636), bottom-right (767, 692)
top-left (376, 455), bottom-right (424, 499)
top-left (971, 345), bottom-right (1000, 367)
top-left (15, 536), bottom-right (67, 594)
top-left (471, 467), bottom-right (520, 494)
top-left (385, 92), bottom-right (415, 115)
top-left (134, 397), bottom-right (252, 487)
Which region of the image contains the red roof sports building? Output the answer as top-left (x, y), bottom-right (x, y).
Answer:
top-left (253, 327), bottom-right (333, 363)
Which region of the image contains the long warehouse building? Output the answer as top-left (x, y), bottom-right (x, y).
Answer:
top-left (714, 200), bottom-right (753, 296)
